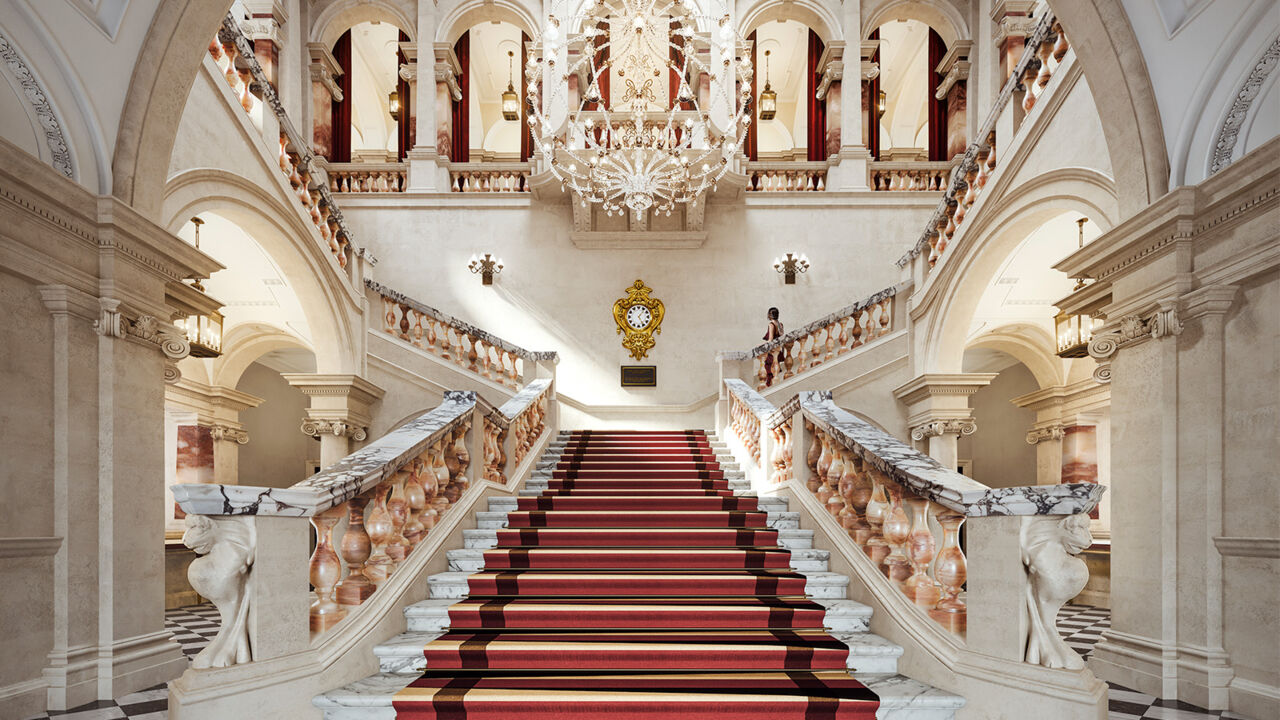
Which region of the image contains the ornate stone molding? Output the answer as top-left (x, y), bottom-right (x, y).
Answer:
top-left (183, 515), bottom-right (255, 668)
top-left (1210, 36), bottom-right (1280, 175)
top-left (210, 425), bottom-right (250, 445)
top-left (0, 30), bottom-right (74, 178)
top-left (435, 64), bottom-right (463, 101)
top-left (94, 301), bottom-right (191, 360)
top-left (301, 418), bottom-right (368, 442)
top-left (1087, 304), bottom-right (1182, 383)
top-left (1022, 513), bottom-right (1093, 669)
top-left (860, 60), bottom-right (880, 81)
top-left (910, 418), bottom-right (977, 441)
top-left (815, 61), bottom-right (843, 101)
top-left (307, 42), bottom-right (344, 101)
top-left (1026, 425), bottom-right (1064, 445)
top-left (399, 62), bottom-right (417, 83)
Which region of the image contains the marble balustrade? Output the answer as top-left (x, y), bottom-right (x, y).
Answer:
top-left (210, 16), bottom-right (365, 272)
top-left (368, 279), bottom-right (558, 390)
top-left (722, 381), bottom-right (1103, 663)
top-left (896, 12), bottom-right (1071, 271)
top-left (745, 162), bottom-right (828, 192)
top-left (869, 161), bottom-right (956, 192)
top-left (449, 163), bottom-right (533, 192)
top-left (737, 285), bottom-right (899, 391)
top-left (486, 379), bottom-right (553, 485)
top-left (323, 162), bottom-right (407, 193)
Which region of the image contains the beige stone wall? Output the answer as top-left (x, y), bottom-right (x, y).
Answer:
top-left (956, 362), bottom-right (1039, 488)
top-left (236, 362), bottom-right (317, 487)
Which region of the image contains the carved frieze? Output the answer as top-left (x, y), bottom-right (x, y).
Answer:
top-left (0, 31), bottom-right (74, 179)
top-left (1211, 37), bottom-right (1280, 175)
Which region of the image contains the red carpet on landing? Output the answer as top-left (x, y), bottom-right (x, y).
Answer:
top-left (393, 429), bottom-right (880, 718)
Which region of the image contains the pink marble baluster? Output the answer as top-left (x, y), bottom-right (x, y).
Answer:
top-left (309, 506), bottom-right (348, 631)
top-left (903, 497), bottom-right (942, 607)
top-left (881, 483), bottom-right (913, 583)
top-left (363, 482), bottom-right (394, 585)
top-left (929, 510), bottom-right (968, 634)
top-left (335, 495), bottom-right (374, 606)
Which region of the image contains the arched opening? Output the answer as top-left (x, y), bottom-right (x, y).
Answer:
top-left (461, 21), bottom-right (527, 161)
top-left (748, 20), bottom-right (826, 162)
top-left (318, 19), bottom-right (413, 162)
top-left (868, 18), bottom-right (949, 161)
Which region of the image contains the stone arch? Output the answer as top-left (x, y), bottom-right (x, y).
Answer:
top-left (112, 0), bottom-right (236, 218)
top-left (161, 168), bottom-right (360, 376)
top-left (213, 324), bottom-right (316, 390)
top-left (862, 0), bottom-right (968, 47)
top-left (1047, 0), bottom-right (1169, 216)
top-left (437, 0), bottom-right (540, 45)
top-left (915, 167), bottom-right (1119, 376)
top-left (311, 0), bottom-right (416, 49)
top-left (965, 324), bottom-right (1064, 390)
top-left (739, 0), bottom-right (842, 43)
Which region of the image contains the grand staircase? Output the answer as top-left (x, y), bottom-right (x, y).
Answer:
top-left (315, 429), bottom-right (964, 719)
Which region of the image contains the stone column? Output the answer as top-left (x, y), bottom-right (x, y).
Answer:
top-left (307, 43), bottom-right (343, 158)
top-left (934, 41), bottom-right (971, 159)
top-left (1025, 424), bottom-right (1065, 486)
top-left (283, 374), bottom-right (385, 468)
top-left (241, 2), bottom-right (286, 90)
top-left (399, 41), bottom-right (418, 153)
top-left (893, 373), bottom-right (996, 470)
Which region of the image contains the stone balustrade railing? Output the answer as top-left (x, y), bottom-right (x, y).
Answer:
top-left (897, 11), bottom-right (1071, 270)
top-left (720, 381), bottom-right (1104, 668)
top-left (726, 383), bottom-right (766, 466)
top-left (171, 389), bottom-right (555, 668)
top-left (725, 285), bottom-right (900, 391)
top-left (483, 380), bottom-right (552, 485)
top-left (745, 162), bottom-right (828, 192)
top-left (448, 163), bottom-right (533, 192)
top-left (869, 161), bottom-right (956, 192)
top-left (320, 162), bottom-right (407, 193)
top-left (367, 279), bottom-right (557, 390)
top-left (211, 15), bottom-right (368, 271)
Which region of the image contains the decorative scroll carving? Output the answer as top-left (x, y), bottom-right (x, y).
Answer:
top-left (210, 425), bottom-right (250, 444)
top-left (95, 305), bottom-right (191, 361)
top-left (0, 31), bottom-right (74, 178)
top-left (1021, 513), bottom-right (1092, 669)
top-left (301, 418), bottom-right (368, 442)
top-left (1210, 37), bottom-right (1280, 175)
top-left (1087, 307), bottom-right (1182, 384)
top-left (1025, 425), bottom-right (1064, 445)
top-left (910, 419), bottom-right (977, 441)
top-left (183, 515), bottom-right (255, 668)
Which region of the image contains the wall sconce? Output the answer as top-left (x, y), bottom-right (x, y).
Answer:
top-left (773, 252), bottom-right (810, 284)
top-left (468, 253), bottom-right (504, 285)
top-left (388, 90), bottom-right (401, 121)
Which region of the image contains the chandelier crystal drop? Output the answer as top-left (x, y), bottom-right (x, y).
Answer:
top-left (526, 0), bottom-right (753, 218)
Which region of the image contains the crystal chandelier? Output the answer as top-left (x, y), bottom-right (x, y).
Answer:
top-left (526, 0), bottom-right (753, 218)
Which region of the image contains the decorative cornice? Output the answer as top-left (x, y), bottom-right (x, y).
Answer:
top-left (1210, 36), bottom-right (1280, 175)
top-left (1026, 425), bottom-right (1064, 445)
top-left (0, 31), bottom-right (74, 178)
top-left (893, 373), bottom-right (998, 406)
top-left (910, 418), bottom-right (977, 441)
top-left (0, 536), bottom-right (63, 559)
top-left (1213, 536), bottom-right (1280, 558)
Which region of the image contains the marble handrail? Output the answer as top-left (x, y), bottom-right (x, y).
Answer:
top-left (724, 379), bottom-right (770, 466)
top-left (485, 379), bottom-right (552, 483)
top-left (212, 14), bottom-right (368, 270)
top-left (368, 279), bottom-right (557, 389)
top-left (173, 393), bottom-right (477, 518)
top-left (895, 11), bottom-right (1068, 269)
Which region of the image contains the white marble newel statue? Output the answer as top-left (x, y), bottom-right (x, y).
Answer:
top-left (183, 515), bottom-right (256, 668)
top-left (1021, 513), bottom-right (1092, 669)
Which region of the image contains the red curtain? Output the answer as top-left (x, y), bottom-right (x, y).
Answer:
top-left (867, 28), bottom-right (880, 161)
top-left (330, 30), bottom-right (352, 162)
top-left (451, 31), bottom-right (470, 162)
top-left (593, 21), bottom-right (609, 110)
top-left (746, 31), bottom-right (757, 161)
top-left (520, 32), bottom-right (532, 162)
top-left (807, 29), bottom-right (826, 161)
top-left (397, 30), bottom-right (412, 160)
top-left (927, 28), bottom-right (947, 161)
top-left (669, 19), bottom-right (692, 110)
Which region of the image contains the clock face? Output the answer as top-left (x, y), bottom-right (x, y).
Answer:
top-left (625, 304), bottom-right (652, 330)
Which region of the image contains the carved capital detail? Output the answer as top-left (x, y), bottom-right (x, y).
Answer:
top-left (95, 302), bottom-right (191, 361)
top-left (301, 418), bottom-right (368, 442)
top-left (910, 418), bottom-right (977, 441)
top-left (435, 64), bottom-right (463, 101)
top-left (1026, 425), bottom-right (1064, 445)
top-left (815, 61), bottom-right (843, 100)
top-left (210, 425), bottom-right (250, 445)
top-left (1087, 305), bottom-right (1183, 384)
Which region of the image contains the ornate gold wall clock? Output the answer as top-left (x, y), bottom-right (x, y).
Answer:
top-left (611, 279), bottom-right (665, 360)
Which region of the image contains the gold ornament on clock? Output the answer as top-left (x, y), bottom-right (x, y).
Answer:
top-left (612, 279), bottom-right (665, 360)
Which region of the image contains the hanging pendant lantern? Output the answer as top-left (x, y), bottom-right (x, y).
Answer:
top-left (758, 49), bottom-right (777, 121)
top-left (502, 50), bottom-right (520, 120)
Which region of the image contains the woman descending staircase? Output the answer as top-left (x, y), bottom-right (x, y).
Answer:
top-left (315, 430), bottom-right (964, 719)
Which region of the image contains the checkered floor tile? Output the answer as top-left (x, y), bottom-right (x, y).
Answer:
top-left (21, 603), bottom-right (1261, 719)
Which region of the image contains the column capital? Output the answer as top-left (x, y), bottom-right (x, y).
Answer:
top-left (911, 417), bottom-right (977, 441)
top-left (209, 423), bottom-right (250, 445)
top-left (934, 41), bottom-right (972, 99)
top-left (284, 374), bottom-right (385, 443)
top-left (1025, 424), bottom-right (1064, 445)
top-left (1087, 300), bottom-right (1182, 383)
top-left (307, 43), bottom-right (344, 101)
top-left (433, 43), bottom-right (463, 101)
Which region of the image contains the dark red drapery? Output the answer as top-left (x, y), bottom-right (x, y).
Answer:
top-left (746, 31), bottom-right (757, 161)
top-left (520, 32), bottom-right (532, 162)
top-left (397, 30), bottom-right (412, 160)
top-left (806, 29), bottom-right (826, 161)
top-left (451, 31), bottom-right (470, 162)
top-left (867, 28), bottom-right (880, 161)
top-left (927, 28), bottom-right (947, 161)
top-left (330, 30), bottom-right (352, 162)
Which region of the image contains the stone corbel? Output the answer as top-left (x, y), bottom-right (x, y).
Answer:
top-left (1025, 425), bottom-right (1064, 445)
top-left (210, 424), bottom-right (250, 445)
top-left (183, 515), bottom-right (256, 668)
top-left (307, 43), bottom-right (344, 101)
top-left (934, 41), bottom-right (972, 100)
top-left (95, 299), bottom-right (191, 360)
top-left (991, 1), bottom-right (1038, 46)
top-left (910, 418), bottom-right (977, 441)
top-left (1087, 301), bottom-right (1182, 383)
top-left (399, 62), bottom-right (417, 83)
top-left (815, 61), bottom-right (843, 101)
top-left (433, 43), bottom-right (463, 102)
top-left (1021, 513), bottom-right (1092, 669)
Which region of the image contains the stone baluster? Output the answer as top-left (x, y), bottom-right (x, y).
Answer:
top-left (384, 471), bottom-right (410, 566)
top-left (437, 322), bottom-right (451, 359)
top-left (929, 510), bottom-right (967, 633)
top-left (842, 455), bottom-right (873, 545)
top-left (430, 438), bottom-right (453, 515)
top-left (879, 298), bottom-right (893, 335)
top-left (903, 497), bottom-right (942, 607)
top-left (309, 505), bottom-right (348, 631)
top-left (477, 339), bottom-right (491, 379)
top-left (335, 495), bottom-right (374, 606)
top-left (881, 482), bottom-right (913, 583)
top-left (401, 459), bottom-right (428, 548)
top-left (452, 422), bottom-right (471, 491)
top-left (864, 468), bottom-right (891, 565)
top-left (814, 432), bottom-right (832, 493)
top-left (780, 423), bottom-right (793, 482)
top-left (824, 448), bottom-right (846, 518)
top-left (363, 481), bottom-right (394, 584)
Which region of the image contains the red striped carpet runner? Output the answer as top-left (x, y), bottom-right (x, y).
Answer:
top-left (394, 429), bottom-right (880, 718)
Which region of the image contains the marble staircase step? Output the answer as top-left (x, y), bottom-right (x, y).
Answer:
top-left (460, 526), bottom-right (815, 550)
top-left (423, 567), bottom-right (846, 600)
top-left (470, 510), bottom-right (800, 530)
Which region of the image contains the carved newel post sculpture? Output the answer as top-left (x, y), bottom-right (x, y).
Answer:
top-left (183, 515), bottom-right (255, 668)
top-left (1021, 513), bottom-right (1093, 669)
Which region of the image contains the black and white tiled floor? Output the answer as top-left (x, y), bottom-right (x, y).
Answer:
top-left (22, 603), bottom-right (1258, 719)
